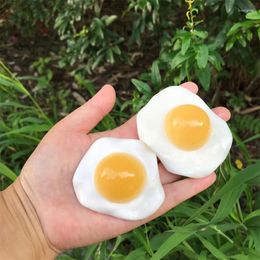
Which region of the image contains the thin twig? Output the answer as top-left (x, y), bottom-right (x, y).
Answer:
top-left (239, 106), bottom-right (260, 114)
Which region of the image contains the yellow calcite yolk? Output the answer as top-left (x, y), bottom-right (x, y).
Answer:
top-left (94, 153), bottom-right (146, 203)
top-left (165, 104), bottom-right (211, 150)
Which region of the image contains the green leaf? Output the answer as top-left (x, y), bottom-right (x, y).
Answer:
top-left (246, 30), bottom-right (253, 41)
top-left (171, 51), bottom-right (191, 69)
top-left (125, 248), bottom-right (147, 260)
top-left (151, 224), bottom-right (201, 259)
top-left (248, 250), bottom-right (260, 259)
top-left (238, 35), bottom-right (247, 47)
top-left (227, 22), bottom-right (243, 36)
top-left (107, 48), bottom-right (115, 63)
top-left (0, 61), bottom-right (13, 77)
top-left (133, 229), bottom-right (152, 255)
top-left (0, 124), bottom-right (51, 138)
top-left (244, 209), bottom-right (260, 222)
top-left (246, 10), bottom-right (260, 20)
top-left (151, 61), bottom-right (161, 87)
top-left (257, 27), bottom-right (260, 40)
top-left (131, 79), bottom-right (152, 95)
top-left (83, 244), bottom-right (98, 260)
top-left (56, 254), bottom-right (77, 260)
top-left (198, 250), bottom-right (207, 260)
top-left (230, 250), bottom-right (260, 260)
top-left (249, 228), bottom-right (260, 251)
top-left (104, 15), bottom-right (117, 26)
top-left (206, 0), bottom-right (222, 6)
top-left (91, 54), bottom-right (104, 70)
top-left (197, 65), bottom-right (211, 91)
top-left (225, 37), bottom-right (236, 51)
top-left (150, 232), bottom-right (172, 251)
top-left (237, 0), bottom-right (256, 13)
top-left (193, 30), bottom-right (208, 39)
top-left (211, 185), bottom-right (244, 223)
top-left (0, 162), bottom-right (17, 181)
top-left (197, 235), bottom-right (229, 260)
top-left (112, 46), bottom-right (121, 55)
top-left (230, 254), bottom-right (250, 260)
top-left (208, 52), bottom-right (224, 71)
top-left (181, 34), bottom-right (191, 55)
top-left (0, 74), bottom-right (30, 96)
top-left (186, 161), bottom-right (260, 224)
top-left (107, 236), bottom-right (125, 259)
top-left (225, 0), bottom-right (235, 14)
top-left (196, 45), bottom-right (209, 69)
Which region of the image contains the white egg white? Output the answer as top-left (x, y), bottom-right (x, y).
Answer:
top-left (73, 137), bottom-right (165, 220)
top-left (137, 86), bottom-right (233, 178)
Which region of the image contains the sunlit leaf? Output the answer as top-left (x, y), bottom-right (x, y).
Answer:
top-left (197, 65), bottom-right (211, 91)
top-left (196, 45), bottom-right (209, 69)
top-left (151, 61), bottom-right (161, 87)
top-left (131, 79), bottom-right (152, 96)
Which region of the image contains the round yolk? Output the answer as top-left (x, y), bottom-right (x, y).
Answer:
top-left (94, 153), bottom-right (147, 203)
top-left (165, 104), bottom-right (211, 150)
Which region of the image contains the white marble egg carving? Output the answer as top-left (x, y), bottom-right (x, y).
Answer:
top-left (137, 86), bottom-right (233, 178)
top-left (73, 137), bottom-right (165, 220)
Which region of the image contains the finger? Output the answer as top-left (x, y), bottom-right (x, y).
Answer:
top-left (180, 82), bottom-right (199, 94)
top-left (159, 163), bottom-right (181, 185)
top-left (57, 85), bottom-right (116, 132)
top-left (154, 173), bottom-right (216, 218)
top-left (212, 107), bottom-right (231, 122)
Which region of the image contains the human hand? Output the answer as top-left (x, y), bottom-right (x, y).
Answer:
top-left (18, 82), bottom-right (231, 251)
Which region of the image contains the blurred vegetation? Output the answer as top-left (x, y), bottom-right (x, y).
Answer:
top-left (0, 0), bottom-right (260, 259)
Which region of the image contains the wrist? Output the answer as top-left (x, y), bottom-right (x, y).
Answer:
top-left (0, 177), bottom-right (59, 260)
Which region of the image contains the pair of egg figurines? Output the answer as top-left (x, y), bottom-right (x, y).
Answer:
top-left (73, 86), bottom-right (233, 220)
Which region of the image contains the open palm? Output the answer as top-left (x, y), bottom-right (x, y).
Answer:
top-left (19, 82), bottom-right (231, 250)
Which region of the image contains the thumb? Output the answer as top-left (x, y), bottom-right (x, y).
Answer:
top-left (57, 84), bottom-right (116, 133)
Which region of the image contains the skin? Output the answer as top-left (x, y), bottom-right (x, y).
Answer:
top-left (20, 82), bottom-right (231, 250)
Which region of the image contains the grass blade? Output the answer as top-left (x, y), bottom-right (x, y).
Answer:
top-left (244, 209), bottom-right (260, 222)
top-left (56, 254), bottom-right (77, 260)
top-left (133, 229), bottom-right (152, 256)
top-left (185, 160), bottom-right (260, 224)
top-left (83, 244), bottom-right (98, 260)
top-left (0, 162), bottom-right (17, 181)
top-left (0, 124), bottom-right (51, 138)
top-left (211, 185), bottom-right (244, 223)
top-left (151, 224), bottom-right (202, 259)
top-left (125, 248), bottom-right (147, 260)
top-left (0, 73), bottom-right (30, 95)
top-left (197, 235), bottom-right (229, 260)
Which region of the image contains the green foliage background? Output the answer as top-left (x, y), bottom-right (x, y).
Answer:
top-left (0, 0), bottom-right (260, 259)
